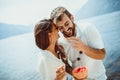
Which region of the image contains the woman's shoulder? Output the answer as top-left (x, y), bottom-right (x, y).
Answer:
top-left (76, 22), bottom-right (98, 36)
top-left (38, 50), bottom-right (52, 61)
top-left (37, 50), bottom-right (46, 61)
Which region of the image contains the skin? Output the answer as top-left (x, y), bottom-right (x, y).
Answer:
top-left (55, 65), bottom-right (66, 80)
top-left (46, 24), bottom-right (66, 80)
top-left (55, 13), bottom-right (106, 60)
top-left (46, 23), bottom-right (88, 80)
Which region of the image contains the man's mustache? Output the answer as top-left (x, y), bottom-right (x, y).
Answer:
top-left (67, 27), bottom-right (73, 31)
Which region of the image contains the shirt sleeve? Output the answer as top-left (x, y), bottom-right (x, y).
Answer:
top-left (37, 56), bottom-right (47, 80)
top-left (84, 23), bottom-right (104, 49)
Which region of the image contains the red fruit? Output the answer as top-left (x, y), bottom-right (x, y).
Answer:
top-left (74, 66), bottom-right (86, 73)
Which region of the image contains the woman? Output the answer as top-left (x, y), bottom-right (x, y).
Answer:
top-left (34, 19), bottom-right (87, 80)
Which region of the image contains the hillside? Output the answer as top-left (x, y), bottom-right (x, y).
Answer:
top-left (0, 23), bottom-right (33, 39)
top-left (75, 0), bottom-right (120, 20)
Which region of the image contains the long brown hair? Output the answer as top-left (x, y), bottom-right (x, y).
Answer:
top-left (34, 19), bottom-right (53, 50)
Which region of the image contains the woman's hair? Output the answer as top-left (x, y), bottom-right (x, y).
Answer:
top-left (34, 19), bottom-right (53, 50)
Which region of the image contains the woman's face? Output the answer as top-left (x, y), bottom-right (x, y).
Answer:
top-left (49, 24), bottom-right (59, 44)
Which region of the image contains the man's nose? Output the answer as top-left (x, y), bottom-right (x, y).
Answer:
top-left (64, 26), bottom-right (69, 32)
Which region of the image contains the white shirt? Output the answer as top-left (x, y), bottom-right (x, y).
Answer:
top-left (37, 50), bottom-right (66, 80)
top-left (58, 22), bottom-right (107, 80)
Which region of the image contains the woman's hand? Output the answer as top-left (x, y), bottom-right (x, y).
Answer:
top-left (55, 65), bottom-right (66, 80)
top-left (72, 66), bottom-right (88, 80)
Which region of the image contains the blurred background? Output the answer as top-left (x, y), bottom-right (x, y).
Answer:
top-left (0, 0), bottom-right (120, 80)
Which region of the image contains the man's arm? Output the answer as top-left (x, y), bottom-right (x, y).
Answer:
top-left (69, 23), bottom-right (106, 60)
top-left (82, 44), bottom-right (106, 60)
top-left (69, 37), bottom-right (106, 60)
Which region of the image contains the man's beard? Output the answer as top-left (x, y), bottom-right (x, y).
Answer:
top-left (63, 22), bottom-right (76, 38)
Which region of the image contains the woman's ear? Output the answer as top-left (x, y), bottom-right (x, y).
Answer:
top-left (70, 15), bottom-right (74, 21)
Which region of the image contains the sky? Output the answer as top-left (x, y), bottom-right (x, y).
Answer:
top-left (0, 0), bottom-right (88, 26)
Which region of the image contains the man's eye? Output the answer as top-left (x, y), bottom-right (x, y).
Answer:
top-left (65, 23), bottom-right (69, 26)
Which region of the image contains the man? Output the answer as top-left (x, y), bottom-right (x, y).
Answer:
top-left (50, 6), bottom-right (107, 80)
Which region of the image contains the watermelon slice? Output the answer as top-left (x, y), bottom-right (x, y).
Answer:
top-left (74, 66), bottom-right (87, 73)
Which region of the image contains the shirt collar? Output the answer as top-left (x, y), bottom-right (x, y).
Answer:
top-left (76, 24), bottom-right (82, 38)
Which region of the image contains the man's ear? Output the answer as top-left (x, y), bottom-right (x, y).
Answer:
top-left (70, 15), bottom-right (74, 21)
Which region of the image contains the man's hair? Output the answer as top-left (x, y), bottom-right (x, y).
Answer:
top-left (34, 19), bottom-right (53, 50)
top-left (50, 6), bottom-right (72, 23)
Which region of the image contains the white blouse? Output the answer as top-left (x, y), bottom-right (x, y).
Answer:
top-left (37, 50), bottom-right (66, 80)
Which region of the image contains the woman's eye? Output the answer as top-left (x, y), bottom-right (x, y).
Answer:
top-left (59, 27), bottom-right (63, 30)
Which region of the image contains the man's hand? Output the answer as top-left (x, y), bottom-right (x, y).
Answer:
top-left (67, 37), bottom-right (106, 60)
top-left (67, 37), bottom-right (85, 51)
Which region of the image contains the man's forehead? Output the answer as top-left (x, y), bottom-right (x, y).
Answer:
top-left (55, 21), bottom-right (65, 27)
top-left (55, 14), bottom-right (69, 26)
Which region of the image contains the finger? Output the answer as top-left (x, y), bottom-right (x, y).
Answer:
top-left (66, 38), bottom-right (71, 41)
top-left (56, 71), bottom-right (66, 79)
top-left (71, 40), bottom-right (80, 44)
top-left (70, 38), bottom-right (82, 44)
top-left (56, 68), bottom-right (65, 75)
top-left (58, 71), bottom-right (66, 76)
top-left (70, 37), bottom-right (80, 41)
top-left (56, 65), bottom-right (65, 73)
top-left (56, 71), bottom-right (62, 77)
top-left (72, 43), bottom-right (80, 48)
top-left (56, 65), bottom-right (65, 72)
top-left (56, 70), bottom-right (66, 78)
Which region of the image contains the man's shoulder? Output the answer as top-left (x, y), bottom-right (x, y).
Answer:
top-left (76, 21), bottom-right (97, 33)
top-left (76, 21), bottom-right (95, 29)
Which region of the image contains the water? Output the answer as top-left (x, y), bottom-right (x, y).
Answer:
top-left (0, 11), bottom-right (120, 80)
